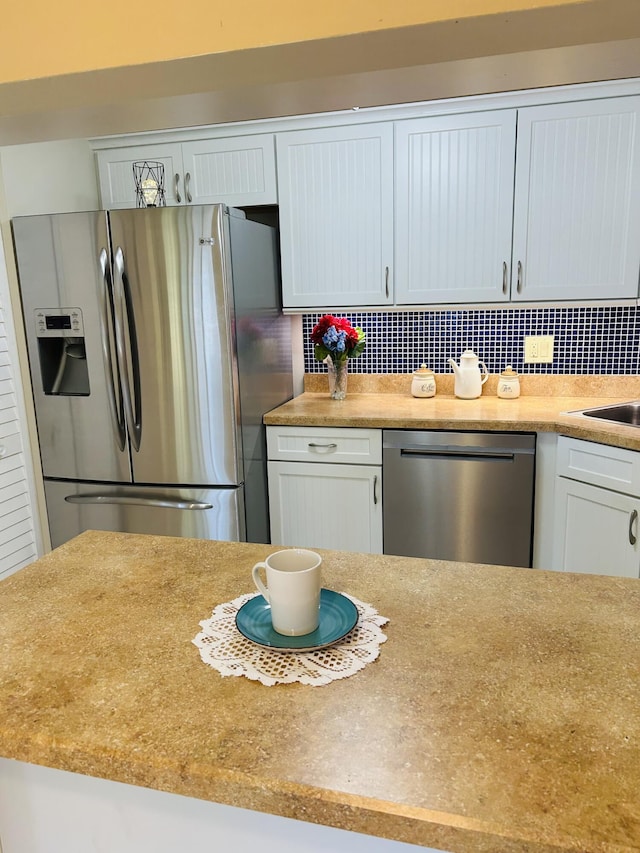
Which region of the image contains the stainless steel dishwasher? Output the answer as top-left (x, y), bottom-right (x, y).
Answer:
top-left (383, 430), bottom-right (535, 567)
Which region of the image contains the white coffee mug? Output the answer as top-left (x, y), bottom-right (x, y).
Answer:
top-left (252, 548), bottom-right (322, 636)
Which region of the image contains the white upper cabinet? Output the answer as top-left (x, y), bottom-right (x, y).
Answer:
top-left (95, 135), bottom-right (277, 209)
top-left (92, 85), bottom-right (640, 307)
top-left (96, 144), bottom-right (184, 208)
top-left (512, 96), bottom-right (640, 301)
top-left (395, 110), bottom-right (517, 305)
top-left (180, 136), bottom-right (277, 206)
top-left (276, 123), bottom-right (394, 308)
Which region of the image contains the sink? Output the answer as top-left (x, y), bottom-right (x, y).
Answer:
top-left (578, 401), bottom-right (640, 426)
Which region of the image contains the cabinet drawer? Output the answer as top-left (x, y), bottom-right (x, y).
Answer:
top-left (266, 426), bottom-right (381, 465)
top-left (556, 436), bottom-right (640, 497)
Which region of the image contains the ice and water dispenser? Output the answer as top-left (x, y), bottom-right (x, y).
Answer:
top-left (34, 307), bottom-right (89, 396)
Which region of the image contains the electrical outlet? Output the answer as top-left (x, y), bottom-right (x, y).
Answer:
top-left (524, 335), bottom-right (554, 364)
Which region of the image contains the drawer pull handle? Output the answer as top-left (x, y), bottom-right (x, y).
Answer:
top-left (516, 260), bottom-right (523, 294)
top-left (174, 173), bottom-right (182, 204)
top-left (502, 261), bottom-right (508, 295)
top-left (373, 474), bottom-right (378, 505)
top-left (629, 509), bottom-right (638, 546)
top-left (308, 442), bottom-right (338, 451)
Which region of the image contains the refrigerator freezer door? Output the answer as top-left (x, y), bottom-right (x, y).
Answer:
top-left (12, 212), bottom-right (131, 483)
top-left (108, 205), bottom-right (241, 486)
top-left (44, 480), bottom-right (244, 549)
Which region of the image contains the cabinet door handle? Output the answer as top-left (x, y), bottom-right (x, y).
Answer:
top-left (516, 260), bottom-right (523, 294)
top-left (373, 474), bottom-right (378, 505)
top-left (502, 261), bottom-right (508, 295)
top-left (185, 172), bottom-right (192, 203)
top-left (385, 266), bottom-right (390, 298)
top-left (629, 509), bottom-right (638, 545)
top-left (174, 173), bottom-right (182, 204)
top-left (308, 442), bottom-right (337, 450)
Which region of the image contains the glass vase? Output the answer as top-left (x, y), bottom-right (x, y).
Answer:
top-left (326, 357), bottom-right (348, 400)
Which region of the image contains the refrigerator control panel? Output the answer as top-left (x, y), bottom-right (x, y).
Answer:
top-left (34, 308), bottom-right (84, 337)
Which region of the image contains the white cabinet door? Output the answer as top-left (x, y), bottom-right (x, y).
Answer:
top-left (268, 461), bottom-right (382, 554)
top-left (276, 123), bottom-right (394, 308)
top-left (395, 110), bottom-right (517, 305)
top-left (512, 96), bottom-right (640, 301)
top-left (553, 477), bottom-right (640, 578)
top-left (95, 144), bottom-right (184, 208)
top-left (181, 135), bottom-right (277, 206)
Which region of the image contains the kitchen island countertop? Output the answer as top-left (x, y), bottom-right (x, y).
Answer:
top-left (1, 530), bottom-right (640, 852)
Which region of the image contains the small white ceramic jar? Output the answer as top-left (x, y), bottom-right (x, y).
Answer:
top-left (497, 366), bottom-right (520, 399)
top-left (411, 364), bottom-right (436, 398)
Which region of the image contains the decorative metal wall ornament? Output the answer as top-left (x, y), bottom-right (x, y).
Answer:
top-left (132, 161), bottom-right (166, 207)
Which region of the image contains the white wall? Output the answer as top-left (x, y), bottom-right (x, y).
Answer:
top-left (0, 138), bottom-right (98, 216)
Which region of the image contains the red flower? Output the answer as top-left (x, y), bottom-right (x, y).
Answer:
top-left (310, 315), bottom-right (340, 345)
top-left (311, 315), bottom-right (361, 352)
top-left (310, 314), bottom-right (366, 362)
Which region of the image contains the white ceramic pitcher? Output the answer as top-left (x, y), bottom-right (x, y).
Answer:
top-left (448, 349), bottom-right (489, 399)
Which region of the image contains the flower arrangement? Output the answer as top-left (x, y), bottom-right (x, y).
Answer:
top-left (310, 315), bottom-right (366, 365)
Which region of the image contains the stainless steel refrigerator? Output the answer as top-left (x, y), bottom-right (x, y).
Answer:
top-left (12, 205), bottom-right (294, 549)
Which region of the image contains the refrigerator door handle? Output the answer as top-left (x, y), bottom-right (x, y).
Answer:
top-left (98, 248), bottom-right (126, 451)
top-left (113, 247), bottom-right (142, 452)
top-left (64, 494), bottom-right (214, 510)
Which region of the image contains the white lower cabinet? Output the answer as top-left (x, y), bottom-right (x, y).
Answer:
top-left (267, 427), bottom-right (382, 553)
top-left (553, 436), bottom-right (640, 578)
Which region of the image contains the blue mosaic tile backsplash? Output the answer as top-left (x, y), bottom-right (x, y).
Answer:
top-left (302, 307), bottom-right (640, 374)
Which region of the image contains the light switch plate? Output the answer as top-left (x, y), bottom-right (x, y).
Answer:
top-left (524, 335), bottom-right (554, 363)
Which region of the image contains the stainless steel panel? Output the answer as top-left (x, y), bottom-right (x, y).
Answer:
top-left (108, 205), bottom-right (240, 486)
top-left (228, 212), bottom-right (294, 542)
top-left (12, 212), bottom-right (131, 483)
top-left (383, 430), bottom-right (535, 568)
top-left (44, 480), bottom-right (244, 549)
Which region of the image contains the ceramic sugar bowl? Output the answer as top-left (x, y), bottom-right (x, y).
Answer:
top-left (497, 366), bottom-right (521, 399)
top-left (411, 364), bottom-right (436, 398)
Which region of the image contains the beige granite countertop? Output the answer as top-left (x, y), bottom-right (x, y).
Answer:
top-left (2, 530), bottom-right (640, 852)
top-left (264, 375), bottom-right (640, 451)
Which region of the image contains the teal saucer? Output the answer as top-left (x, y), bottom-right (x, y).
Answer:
top-left (235, 589), bottom-right (358, 652)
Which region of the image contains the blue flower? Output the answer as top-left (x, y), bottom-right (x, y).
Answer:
top-left (322, 327), bottom-right (347, 352)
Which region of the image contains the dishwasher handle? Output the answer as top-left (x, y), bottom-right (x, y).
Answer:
top-left (400, 448), bottom-right (516, 462)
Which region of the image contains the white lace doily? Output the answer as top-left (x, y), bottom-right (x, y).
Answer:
top-left (193, 592), bottom-right (388, 686)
